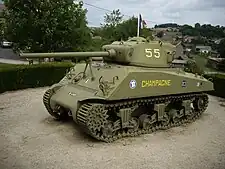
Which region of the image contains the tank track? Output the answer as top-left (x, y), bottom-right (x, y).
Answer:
top-left (43, 88), bottom-right (67, 120)
top-left (76, 93), bottom-right (209, 143)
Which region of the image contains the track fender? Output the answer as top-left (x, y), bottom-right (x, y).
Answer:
top-left (50, 84), bottom-right (103, 120)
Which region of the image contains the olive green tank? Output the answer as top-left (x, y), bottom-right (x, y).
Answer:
top-left (20, 37), bottom-right (214, 143)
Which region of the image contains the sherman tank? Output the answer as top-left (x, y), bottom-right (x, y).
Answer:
top-left (20, 37), bottom-right (214, 143)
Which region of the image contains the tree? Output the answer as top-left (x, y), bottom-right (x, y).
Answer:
top-left (2, 0), bottom-right (91, 52)
top-left (218, 39), bottom-right (225, 57)
top-left (114, 16), bottom-right (137, 40)
top-left (98, 13), bottom-right (152, 41)
top-left (180, 23), bottom-right (225, 38)
top-left (100, 9), bottom-right (124, 40)
top-left (115, 16), bottom-right (153, 40)
top-left (154, 23), bottom-right (178, 28)
top-left (103, 9), bottom-right (123, 27)
top-left (141, 28), bottom-right (153, 39)
top-left (0, 12), bottom-right (5, 41)
top-left (195, 23), bottom-right (200, 28)
top-left (156, 31), bottom-right (164, 38)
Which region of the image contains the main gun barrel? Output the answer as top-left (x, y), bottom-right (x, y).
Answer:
top-left (19, 49), bottom-right (116, 59)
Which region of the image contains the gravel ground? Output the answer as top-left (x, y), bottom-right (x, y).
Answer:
top-left (0, 87), bottom-right (225, 169)
top-left (0, 58), bottom-right (39, 65)
top-left (0, 58), bottom-right (29, 64)
top-left (0, 47), bottom-right (19, 60)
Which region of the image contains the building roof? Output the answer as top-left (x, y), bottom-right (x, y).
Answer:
top-left (183, 43), bottom-right (194, 48)
top-left (0, 3), bottom-right (5, 10)
top-left (214, 38), bottom-right (225, 44)
top-left (172, 60), bottom-right (187, 64)
top-left (208, 57), bottom-right (225, 63)
top-left (196, 45), bottom-right (212, 51)
top-left (153, 31), bottom-right (182, 45)
top-left (0, 4), bottom-right (5, 14)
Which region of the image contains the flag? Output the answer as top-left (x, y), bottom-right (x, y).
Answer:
top-left (139, 14), bottom-right (147, 29)
top-left (137, 14), bottom-right (147, 36)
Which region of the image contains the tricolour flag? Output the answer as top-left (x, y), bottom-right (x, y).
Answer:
top-left (137, 14), bottom-right (147, 36)
top-left (139, 14), bottom-right (147, 29)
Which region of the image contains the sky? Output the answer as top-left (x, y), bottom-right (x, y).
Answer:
top-left (82, 0), bottom-right (225, 27)
top-left (1, 0), bottom-right (225, 27)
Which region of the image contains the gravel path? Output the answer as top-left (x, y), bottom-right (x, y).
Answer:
top-left (0, 87), bottom-right (225, 169)
top-left (0, 58), bottom-right (38, 64)
top-left (0, 58), bottom-right (29, 64)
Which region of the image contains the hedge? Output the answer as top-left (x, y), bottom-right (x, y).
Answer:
top-left (0, 62), bottom-right (73, 94)
top-left (204, 73), bottom-right (225, 98)
top-left (0, 62), bottom-right (225, 99)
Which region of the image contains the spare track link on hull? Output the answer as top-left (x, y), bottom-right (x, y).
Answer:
top-left (76, 93), bottom-right (209, 143)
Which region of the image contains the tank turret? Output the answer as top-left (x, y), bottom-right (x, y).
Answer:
top-left (20, 37), bottom-right (181, 68)
top-left (100, 37), bottom-right (176, 68)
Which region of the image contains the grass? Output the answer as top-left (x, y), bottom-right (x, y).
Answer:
top-left (191, 54), bottom-right (225, 74)
top-left (0, 62), bottom-right (74, 72)
top-left (191, 54), bottom-right (214, 72)
top-left (0, 63), bottom-right (16, 68)
top-left (0, 63), bottom-right (20, 71)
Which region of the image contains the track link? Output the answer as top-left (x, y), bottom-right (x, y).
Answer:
top-left (76, 93), bottom-right (209, 143)
top-left (43, 89), bottom-right (58, 118)
top-left (43, 88), bottom-right (68, 120)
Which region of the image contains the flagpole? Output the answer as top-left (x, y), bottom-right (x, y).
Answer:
top-left (137, 14), bottom-right (140, 37)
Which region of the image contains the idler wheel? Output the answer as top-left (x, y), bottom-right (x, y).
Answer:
top-left (52, 105), bottom-right (69, 121)
top-left (193, 96), bottom-right (207, 111)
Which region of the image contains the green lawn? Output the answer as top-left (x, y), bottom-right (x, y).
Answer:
top-left (193, 55), bottom-right (209, 71)
top-left (0, 63), bottom-right (14, 67)
top-left (191, 54), bottom-right (225, 75)
top-left (192, 54), bottom-right (218, 72)
top-left (0, 63), bottom-right (20, 70)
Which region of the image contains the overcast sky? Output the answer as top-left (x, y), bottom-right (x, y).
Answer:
top-left (1, 0), bottom-right (224, 27)
top-left (83, 0), bottom-right (225, 27)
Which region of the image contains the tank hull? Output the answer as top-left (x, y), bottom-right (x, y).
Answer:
top-left (42, 64), bottom-right (213, 142)
top-left (108, 70), bottom-right (213, 100)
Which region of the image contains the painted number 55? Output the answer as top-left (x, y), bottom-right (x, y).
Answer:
top-left (145, 48), bottom-right (160, 58)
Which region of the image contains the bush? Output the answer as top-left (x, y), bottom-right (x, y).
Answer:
top-left (87, 38), bottom-right (113, 51)
top-left (204, 73), bottom-right (225, 98)
top-left (0, 62), bottom-right (73, 94)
